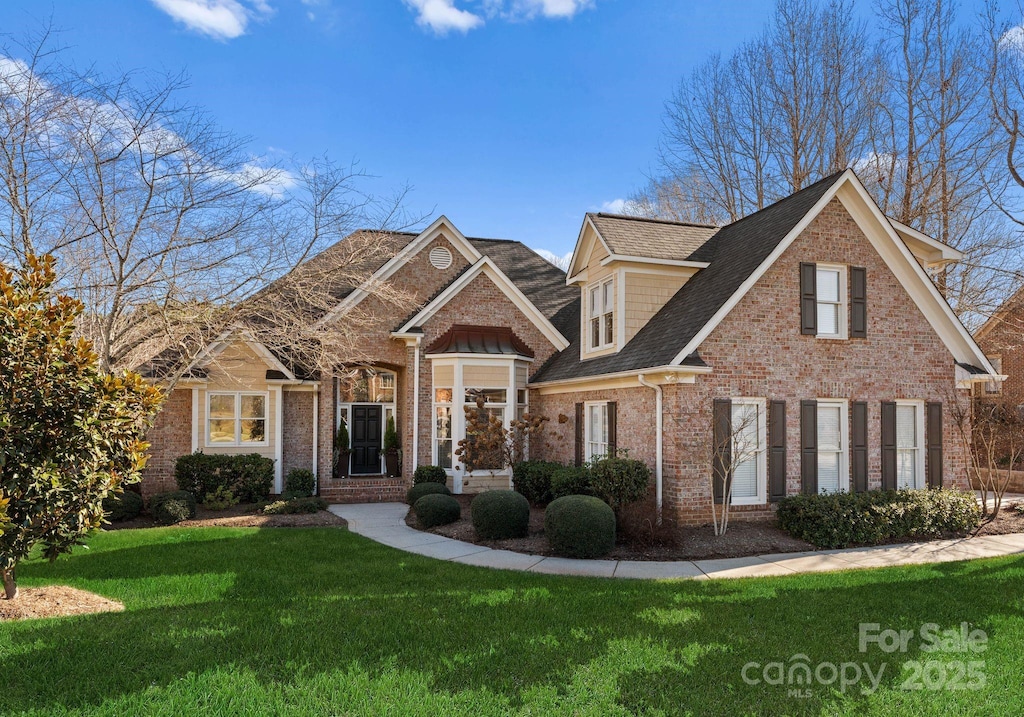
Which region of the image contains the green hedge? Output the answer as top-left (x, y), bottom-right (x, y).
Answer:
top-left (413, 465), bottom-right (448, 484)
top-left (550, 466), bottom-right (592, 500)
top-left (262, 497), bottom-right (328, 515)
top-left (512, 460), bottom-right (563, 505)
top-left (285, 469), bottom-right (316, 498)
top-left (413, 494), bottom-right (461, 528)
top-left (776, 489), bottom-right (980, 549)
top-left (545, 495), bottom-right (616, 559)
top-left (102, 490), bottom-right (144, 522)
top-left (407, 482), bottom-right (451, 505)
top-left (174, 452), bottom-right (274, 503)
top-left (149, 490), bottom-right (197, 525)
top-left (471, 490), bottom-right (530, 540)
top-left (588, 457), bottom-right (650, 512)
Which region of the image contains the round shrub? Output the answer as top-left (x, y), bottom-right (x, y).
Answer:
top-left (102, 490), bottom-right (144, 522)
top-left (512, 460), bottom-right (562, 505)
top-left (413, 494), bottom-right (462, 528)
top-left (149, 490), bottom-right (197, 526)
top-left (285, 468), bottom-right (316, 498)
top-left (550, 466), bottom-right (592, 500)
top-left (471, 490), bottom-right (530, 540)
top-left (407, 481), bottom-right (451, 505)
top-left (545, 495), bottom-right (616, 559)
top-left (413, 465), bottom-right (448, 484)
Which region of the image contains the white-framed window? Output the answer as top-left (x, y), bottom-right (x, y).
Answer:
top-left (986, 356), bottom-right (1002, 394)
top-left (817, 400), bottom-right (848, 493)
top-left (434, 387), bottom-right (454, 470)
top-left (896, 401), bottom-right (925, 489)
top-left (207, 392), bottom-right (268, 446)
top-left (586, 401), bottom-right (609, 461)
top-left (730, 398), bottom-right (767, 505)
top-left (463, 387), bottom-right (507, 471)
top-left (588, 277), bottom-right (615, 350)
top-left (816, 265), bottom-right (847, 339)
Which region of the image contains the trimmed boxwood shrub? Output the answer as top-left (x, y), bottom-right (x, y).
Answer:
top-left (174, 452), bottom-right (274, 503)
top-left (777, 489), bottom-right (980, 549)
top-left (413, 494), bottom-right (461, 528)
top-left (285, 468), bottom-right (316, 498)
top-left (545, 495), bottom-right (616, 558)
top-left (102, 490), bottom-right (144, 522)
top-left (471, 490), bottom-right (530, 540)
top-left (588, 457), bottom-right (651, 512)
top-left (407, 481), bottom-right (451, 505)
top-left (512, 460), bottom-right (563, 505)
top-left (262, 497), bottom-right (328, 515)
top-left (550, 466), bottom-right (592, 500)
top-left (149, 490), bottom-right (197, 525)
top-left (413, 465), bottom-right (448, 484)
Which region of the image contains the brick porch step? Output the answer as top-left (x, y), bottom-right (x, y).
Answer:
top-left (319, 477), bottom-right (407, 504)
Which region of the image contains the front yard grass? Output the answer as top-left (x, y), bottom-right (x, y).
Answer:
top-left (2, 527), bottom-right (1023, 715)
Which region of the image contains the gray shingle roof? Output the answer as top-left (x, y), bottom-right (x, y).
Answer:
top-left (531, 172), bottom-right (844, 383)
top-left (588, 213), bottom-right (719, 262)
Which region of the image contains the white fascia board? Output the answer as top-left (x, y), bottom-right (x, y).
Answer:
top-left (317, 216), bottom-right (483, 326)
top-left (890, 219), bottom-right (963, 263)
top-left (527, 363), bottom-right (712, 390)
top-left (396, 257), bottom-right (571, 351)
top-left (600, 255), bottom-right (710, 269)
top-left (182, 328), bottom-right (295, 381)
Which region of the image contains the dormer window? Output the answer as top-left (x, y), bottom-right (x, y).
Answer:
top-left (588, 278), bottom-right (615, 350)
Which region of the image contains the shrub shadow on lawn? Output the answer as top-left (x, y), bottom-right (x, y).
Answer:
top-left (2, 528), bottom-right (1022, 715)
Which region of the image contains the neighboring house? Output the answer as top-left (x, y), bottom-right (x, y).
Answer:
top-left (974, 287), bottom-right (1024, 400)
top-left (140, 169), bottom-right (999, 525)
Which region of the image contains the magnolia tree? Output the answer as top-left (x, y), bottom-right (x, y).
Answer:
top-left (0, 255), bottom-right (162, 600)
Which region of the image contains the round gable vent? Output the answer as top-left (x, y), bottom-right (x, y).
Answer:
top-left (429, 246), bottom-right (453, 269)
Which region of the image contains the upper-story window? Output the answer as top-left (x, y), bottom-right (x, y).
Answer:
top-left (588, 278), bottom-right (615, 350)
top-left (815, 266), bottom-right (846, 338)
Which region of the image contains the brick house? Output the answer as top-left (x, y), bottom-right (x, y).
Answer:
top-left (140, 169), bottom-right (998, 525)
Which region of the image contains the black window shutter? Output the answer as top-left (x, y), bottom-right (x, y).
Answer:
top-left (881, 401), bottom-right (897, 490)
top-left (574, 403), bottom-right (584, 467)
top-left (851, 266), bottom-right (867, 338)
top-left (800, 262), bottom-right (817, 335)
top-left (713, 399), bottom-right (732, 505)
top-left (800, 400), bottom-right (818, 494)
top-left (769, 400), bottom-right (787, 502)
top-left (926, 402), bottom-right (943, 488)
top-left (607, 402), bottom-right (618, 457)
top-left (852, 401), bottom-right (868, 492)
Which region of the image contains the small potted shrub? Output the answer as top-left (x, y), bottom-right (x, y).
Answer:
top-left (332, 418), bottom-right (351, 480)
top-left (383, 415), bottom-right (400, 477)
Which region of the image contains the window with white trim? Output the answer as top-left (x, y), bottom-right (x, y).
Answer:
top-left (464, 388), bottom-right (507, 470)
top-left (816, 266), bottom-right (846, 338)
top-left (817, 400), bottom-right (847, 493)
top-left (588, 277), bottom-right (615, 350)
top-left (207, 392), bottom-right (268, 446)
top-left (434, 387), bottom-right (453, 470)
top-left (586, 401), bottom-right (609, 461)
top-left (896, 401), bottom-right (925, 489)
top-left (730, 399), bottom-right (767, 505)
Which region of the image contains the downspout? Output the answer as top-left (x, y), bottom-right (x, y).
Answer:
top-left (637, 373), bottom-right (663, 523)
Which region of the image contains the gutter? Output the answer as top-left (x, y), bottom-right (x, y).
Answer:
top-left (637, 373), bottom-right (663, 524)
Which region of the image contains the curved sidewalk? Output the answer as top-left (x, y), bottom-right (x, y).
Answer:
top-left (329, 502), bottom-right (1024, 580)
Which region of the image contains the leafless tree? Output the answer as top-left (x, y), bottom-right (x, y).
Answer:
top-left (948, 386), bottom-right (1020, 520)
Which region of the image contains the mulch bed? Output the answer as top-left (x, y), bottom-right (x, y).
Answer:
top-left (106, 502), bottom-right (347, 530)
top-left (0, 586), bottom-right (124, 622)
top-left (405, 495), bottom-right (815, 561)
top-left (974, 505), bottom-right (1024, 536)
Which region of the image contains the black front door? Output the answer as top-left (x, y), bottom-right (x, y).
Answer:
top-left (351, 405), bottom-right (383, 475)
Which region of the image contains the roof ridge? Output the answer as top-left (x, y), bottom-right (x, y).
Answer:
top-left (592, 212), bottom-right (721, 229)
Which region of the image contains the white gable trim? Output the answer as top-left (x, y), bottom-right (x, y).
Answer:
top-left (395, 256), bottom-right (570, 351)
top-left (669, 170), bottom-right (997, 376)
top-left (186, 329), bottom-right (296, 380)
top-left (317, 216), bottom-right (483, 326)
top-left (890, 219), bottom-right (963, 266)
top-left (566, 215), bottom-right (614, 285)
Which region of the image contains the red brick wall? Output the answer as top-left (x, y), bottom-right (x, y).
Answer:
top-left (282, 390), bottom-right (315, 481)
top-left (535, 198), bottom-right (970, 526)
top-left (141, 387), bottom-right (192, 496)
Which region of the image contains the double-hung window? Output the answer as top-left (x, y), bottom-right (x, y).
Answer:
top-left (816, 266), bottom-right (845, 338)
top-left (816, 400), bottom-right (847, 493)
top-left (434, 388), bottom-right (454, 469)
top-left (586, 401), bottom-right (609, 461)
top-left (896, 401), bottom-right (924, 489)
top-left (730, 399), bottom-right (767, 505)
top-left (207, 392), bottom-right (268, 446)
top-left (588, 278), bottom-right (615, 350)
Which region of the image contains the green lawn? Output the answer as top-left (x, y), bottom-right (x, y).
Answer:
top-left (2, 527), bottom-right (1023, 716)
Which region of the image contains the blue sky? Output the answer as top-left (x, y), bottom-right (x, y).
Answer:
top-left (0, 0), bottom-right (987, 261)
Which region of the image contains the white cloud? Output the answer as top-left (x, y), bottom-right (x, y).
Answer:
top-left (509, 0), bottom-right (593, 19)
top-left (1000, 25), bottom-right (1024, 53)
top-left (404, 0), bottom-right (483, 35)
top-left (532, 248), bottom-right (573, 270)
top-left (600, 198), bottom-right (627, 214)
top-left (149, 0), bottom-right (273, 40)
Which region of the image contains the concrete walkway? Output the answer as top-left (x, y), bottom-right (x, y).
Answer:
top-left (329, 502), bottom-right (1024, 580)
